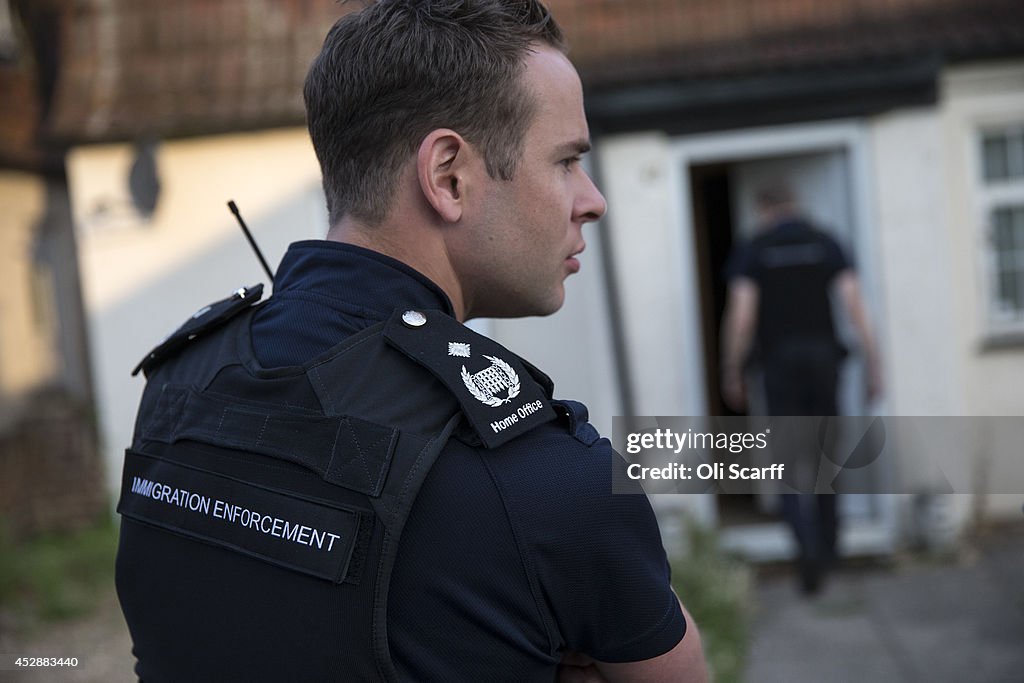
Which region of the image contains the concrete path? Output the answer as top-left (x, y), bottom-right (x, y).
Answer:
top-left (744, 527), bottom-right (1024, 683)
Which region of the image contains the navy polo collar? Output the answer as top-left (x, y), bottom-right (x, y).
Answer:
top-left (766, 217), bottom-right (813, 235)
top-left (273, 240), bottom-right (455, 319)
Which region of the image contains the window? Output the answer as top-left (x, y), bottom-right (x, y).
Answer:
top-left (979, 125), bottom-right (1024, 332)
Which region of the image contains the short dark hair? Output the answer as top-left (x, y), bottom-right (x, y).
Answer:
top-left (304, 0), bottom-right (566, 226)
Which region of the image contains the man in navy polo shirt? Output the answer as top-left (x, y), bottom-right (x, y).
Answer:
top-left (116, 1), bottom-right (706, 681)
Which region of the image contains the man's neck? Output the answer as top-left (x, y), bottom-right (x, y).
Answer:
top-left (326, 218), bottom-right (468, 321)
top-left (758, 207), bottom-right (803, 232)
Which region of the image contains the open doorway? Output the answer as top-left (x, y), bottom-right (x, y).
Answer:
top-left (689, 150), bottom-right (857, 528)
top-left (688, 163), bottom-right (739, 418)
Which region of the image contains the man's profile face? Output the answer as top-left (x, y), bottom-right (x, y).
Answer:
top-left (455, 45), bottom-right (607, 319)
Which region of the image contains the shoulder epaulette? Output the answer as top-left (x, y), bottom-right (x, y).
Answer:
top-left (131, 284), bottom-right (264, 378)
top-left (382, 308), bottom-right (556, 449)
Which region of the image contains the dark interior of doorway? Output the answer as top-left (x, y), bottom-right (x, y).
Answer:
top-left (689, 162), bottom-right (775, 526)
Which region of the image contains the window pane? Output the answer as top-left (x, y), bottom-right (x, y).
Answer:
top-left (984, 134), bottom-right (1010, 181)
top-left (1019, 266), bottom-right (1024, 321)
top-left (1015, 205), bottom-right (1024, 250)
top-left (997, 251), bottom-right (1014, 275)
top-left (983, 129), bottom-right (1024, 182)
top-left (993, 207), bottom-right (1014, 250)
top-left (997, 270), bottom-right (1019, 313)
top-left (991, 205), bottom-right (1024, 320)
top-left (1011, 132), bottom-right (1024, 179)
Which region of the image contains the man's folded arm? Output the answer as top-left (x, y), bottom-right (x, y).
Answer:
top-left (517, 431), bottom-right (709, 682)
top-left (593, 598), bottom-right (707, 683)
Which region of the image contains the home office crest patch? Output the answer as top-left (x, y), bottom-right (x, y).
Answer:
top-left (461, 355), bottom-right (521, 407)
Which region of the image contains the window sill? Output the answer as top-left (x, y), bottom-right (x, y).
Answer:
top-left (979, 330), bottom-right (1024, 351)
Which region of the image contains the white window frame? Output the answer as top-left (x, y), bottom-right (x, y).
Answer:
top-left (976, 124), bottom-right (1024, 336)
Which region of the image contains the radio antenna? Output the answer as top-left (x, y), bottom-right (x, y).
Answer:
top-left (227, 200), bottom-right (275, 285)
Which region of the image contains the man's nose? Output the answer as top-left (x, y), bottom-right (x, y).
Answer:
top-left (576, 172), bottom-right (607, 223)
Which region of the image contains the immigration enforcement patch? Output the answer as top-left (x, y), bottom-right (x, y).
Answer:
top-left (117, 450), bottom-right (362, 583)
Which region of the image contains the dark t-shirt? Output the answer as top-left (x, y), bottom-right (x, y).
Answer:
top-left (250, 241), bottom-right (685, 681)
top-left (726, 218), bottom-right (851, 356)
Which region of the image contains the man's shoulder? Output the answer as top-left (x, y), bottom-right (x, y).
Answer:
top-left (471, 399), bottom-right (646, 517)
top-left (382, 309), bottom-right (562, 447)
top-left (133, 284), bottom-right (265, 379)
top-left (483, 399), bottom-right (605, 459)
top-left (778, 219), bottom-right (844, 249)
top-left (454, 399), bottom-right (680, 663)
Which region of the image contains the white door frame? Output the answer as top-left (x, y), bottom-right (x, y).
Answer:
top-left (667, 119), bottom-right (882, 420)
top-left (664, 120), bottom-right (895, 556)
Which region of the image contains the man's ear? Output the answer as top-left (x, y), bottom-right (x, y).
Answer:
top-left (417, 129), bottom-right (471, 223)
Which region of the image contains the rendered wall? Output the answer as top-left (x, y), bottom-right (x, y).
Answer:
top-left (68, 128), bottom-right (326, 496)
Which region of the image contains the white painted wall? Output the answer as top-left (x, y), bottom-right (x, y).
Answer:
top-left (597, 133), bottom-right (699, 417)
top-left (940, 61), bottom-right (1024, 416)
top-left (866, 109), bottom-right (975, 537)
top-left (866, 62), bottom-right (1024, 525)
top-left (68, 128), bottom-right (327, 496)
top-left (0, 172), bottom-right (54, 405)
top-left (868, 109), bottom-right (967, 417)
top-left (939, 60), bottom-right (1024, 520)
top-left (869, 62), bottom-right (1024, 423)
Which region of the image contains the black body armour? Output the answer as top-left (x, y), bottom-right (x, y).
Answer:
top-left (116, 286), bottom-right (556, 682)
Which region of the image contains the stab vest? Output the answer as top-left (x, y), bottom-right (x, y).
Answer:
top-left (116, 285), bottom-right (557, 682)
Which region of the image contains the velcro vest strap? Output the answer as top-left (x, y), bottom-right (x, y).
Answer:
top-left (142, 385), bottom-right (399, 497)
top-left (552, 399), bottom-right (602, 446)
